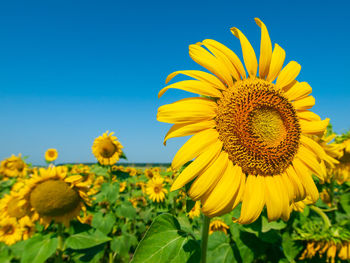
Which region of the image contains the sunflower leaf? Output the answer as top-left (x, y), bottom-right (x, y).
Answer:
top-left (207, 232), bottom-right (237, 263)
top-left (20, 235), bottom-right (58, 263)
top-left (130, 213), bottom-right (200, 263)
top-left (65, 230), bottom-right (111, 250)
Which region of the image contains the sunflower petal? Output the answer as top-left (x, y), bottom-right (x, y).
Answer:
top-left (285, 165), bottom-right (306, 201)
top-left (297, 111), bottom-right (321, 121)
top-left (297, 146), bottom-right (325, 179)
top-left (276, 61), bottom-right (301, 89)
top-left (266, 44), bottom-right (286, 82)
top-left (164, 120), bottom-right (216, 145)
top-left (171, 129), bottom-right (219, 170)
top-left (300, 118), bottom-right (329, 135)
top-left (284, 82), bottom-right (312, 101)
top-left (293, 96), bottom-right (315, 110)
top-left (265, 175), bottom-right (283, 221)
top-left (255, 18), bottom-right (272, 79)
top-left (230, 27), bottom-right (258, 77)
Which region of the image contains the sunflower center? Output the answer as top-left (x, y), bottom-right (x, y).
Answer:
top-left (29, 179), bottom-right (81, 217)
top-left (3, 224), bottom-right (15, 235)
top-left (7, 197), bottom-right (27, 218)
top-left (153, 186), bottom-right (161, 193)
top-left (216, 78), bottom-right (300, 176)
top-left (48, 151), bottom-right (56, 158)
top-left (100, 140), bottom-right (117, 158)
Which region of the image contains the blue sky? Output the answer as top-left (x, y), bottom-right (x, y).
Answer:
top-left (0, 0), bottom-right (349, 165)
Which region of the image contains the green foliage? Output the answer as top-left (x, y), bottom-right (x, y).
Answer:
top-left (20, 234), bottom-right (58, 263)
top-left (65, 230), bottom-right (111, 250)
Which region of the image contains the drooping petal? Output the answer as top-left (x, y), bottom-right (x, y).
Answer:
top-left (285, 165), bottom-right (306, 201)
top-left (284, 82), bottom-right (312, 101)
top-left (171, 129), bottom-right (219, 170)
top-left (275, 175), bottom-right (291, 221)
top-left (231, 27), bottom-right (258, 77)
top-left (158, 80), bottom-right (222, 98)
top-left (265, 175), bottom-right (283, 221)
top-left (171, 140), bottom-right (223, 191)
top-left (164, 120), bottom-right (216, 145)
top-left (255, 18), bottom-right (272, 79)
top-left (276, 61), bottom-right (301, 89)
top-left (202, 39), bottom-right (246, 79)
top-left (188, 151), bottom-right (229, 200)
top-left (300, 118), bottom-right (329, 135)
top-left (266, 44), bottom-right (286, 82)
top-left (157, 97), bottom-right (217, 124)
top-left (293, 96), bottom-right (315, 110)
top-left (166, 70), bottom-right (227, 90)
top-left (297, 146), bottom-right (325, 180)
top-left (280, 172), bottom-right (295, 202)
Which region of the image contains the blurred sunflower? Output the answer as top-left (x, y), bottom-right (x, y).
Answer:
top-left (157, 18), bottom-right (329, 224)
top-left (188, 201), bottom-right (201, 219)
top-left (92, 131), bottom-right (124, 165)
top-left (119, 181), bottom-right (127, 192)
top-left (0, 217), bottom-right (22, 245)
top-left (332, 139), bottom-right (350, 184)
top-left (45, 148), bottom-right (58, 162)
top-left (19, 216), bottom-right (35, 240)
top-left (0, 154), bottom-right (27, 179)
top-left (300, 240), bottom-right (342, 263)
top-left (338, 242), bottom-right (350, 261)
top-left (129, 196), bottom-right (147, 208)
top-left (209, 219), bottom-right (229, 235)
top-left (18, 166), bottom-right (92, 227)
top-left (0, 193), bottom-right (28, 219)
top-left (146, 176), bottom-right (168, 202)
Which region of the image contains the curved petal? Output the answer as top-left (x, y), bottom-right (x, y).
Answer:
top-left (300, 135), bottom-right (329, 161)
top-left (255, 18), bottom-right (272, 79)
top-left (231, 27), bottom-right (258, 77)
top-left (158, 80), bottom-right (222, 98)
top-left (164, 120), bottom-right (216, 145)
top-left (284, 82), bottom-right (312, 101)
top-left (276, 61), bottom-right (301, 89)
top-left (166, 70), bottom-right (227, 90)
top-left (297, 110), bottom-right (321, 121)
top-left (171, 129), bottom-right (219, 170)
top-left (157, 97), bottom-right (217, 124)
top-left (202, 39), bottom-right (246, 79)
top-left (280, 172), bottom-right (295, 202)
top-left (285, 165), bottom-right (306, 201)
top-left (300, 118), bottom-right (329, 135)
top-left (265, 175), bottom-right (283, 221)
top-left (266, 44), bottom-right (286, 82)
top-left (297, 146), bottom-right (325, 180)
top-left (188, 151), bottom-right (229, 200)
top-left (171, 140), bottom-right (223, 191)
top-left (293, 96), bottom-right (315, 110)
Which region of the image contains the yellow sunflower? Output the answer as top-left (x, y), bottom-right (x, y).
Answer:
top-left (92, 131), bottom-right (124, 165)
top-left (0, 154), bottom-right (27, 179)
top-left (19, 216), bottom-right (35, 240)
top-left (157, 18), bottom-right (329, 224)
top-left (209, 219), bottom-right (229, 235)
top-left (0, 217), bottom-right (22, 245)
top-left (129, 196), bottom-right (147, 208)
top-left (45, 148), bottom-right (58, 162)
top-left (0, 193), bottom-right (29, 219)
top-left (332, 139), bottom-right (350, 184)
top-left (188, 201), bottom-right (201, 219)
top-left (146, 176), bottom-right (168, 202)
top-left (18, 166), bottom-right (92, 227)
top-left (300, 241), bottom-right (342, 263)
top-left (119, 181), bottom-right (127, 192)
top-left (338, 242), bottom-right (350, 261)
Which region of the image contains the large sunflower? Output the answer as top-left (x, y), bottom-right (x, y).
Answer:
top-left (92, 131), bottom-right (124, 165)
top-left (157, 18), bottom-right (330, 224)
top-left (18, 166), bottom-right (92, 227)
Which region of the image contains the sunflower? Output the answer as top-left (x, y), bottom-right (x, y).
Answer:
top-left (119, 181), bottom-right (127, 192)
top-left (18, 166), bottom-right (92, 227)
top-left (19, 216), bottom-right (35, 240)
top-left (0, 193), bottom-right (28, 219)
top-left (338, 242), bottom-right (350, 261)
top-left (144, 168), bottom-right (160, 180)
top-left (300, 241), bottom-right (343, 263)
top-left (0, 217), bottom-right (22, 245)
top-left (188, 201), bottom-right (201, 219)
top-left (129, 196), bottom-right (147, 208)
top-left (0, 154), bottom-right (27, 179)
top-left (92, 131), bottom-right (124, 165)
top-left (157, 18), bottom-right (330, 224)
top-left (146, 176), bottom-right (168, 202)
top-left (45, 148), bottom-right (58, 162)
top-left (209, 219), bottom-right (229, 235)
top-left (331, 139), bottom-right (350, 184)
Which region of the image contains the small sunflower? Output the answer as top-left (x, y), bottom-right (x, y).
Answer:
top-left (0, 154), bottom-right (27, 179)
top-left (92, 131), bottom-right (124, 165)
top-left (0, 217), bottom-right (22, 245)
top-left (146, 176), bottom-right (168, 202)
top-left (129, 196), bottom-right (147, 208)
top-left (209, 219), bottom-right (229, 235)
top-left (18, 166), bottom-right (92, 227)
top-left (119, 181), bottom-right (127, 192)
top-left (136, 181), bottom-right (147, 193)
top-left (144, 168), bottom-right (160, 180)
top-left (332, 139), bottom-right (350, 184)
top-left (300, 240), bottom-right (344, 263)
top-left (0, 193), bottom-right (28, 219)
top-left (45, 149), bottom-right (58, 162)
top-left (19, 216), bottom-right (35, 240)
top-left (158, 18), bottom-right (330, 224)
top-left (188, 201), bottom-right (201, 219)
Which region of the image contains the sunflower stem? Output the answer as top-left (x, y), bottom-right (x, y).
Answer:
top-left (201, 215), bottom-right (210, 263)
top-left (310, 205), bottom-right (331, 229)
top-left (56, 224), bottom-right (64, 262)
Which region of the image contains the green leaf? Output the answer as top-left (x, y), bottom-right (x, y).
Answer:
top-left (65, 230), bottom-right (111, 250)
top-left (207, 232), bottom-right (236, 263)
top-left (91, 212), bottom-right (116, 235)
top-left (186, 199), bottom-right (195, 213)
top-left (115, 203), bottom-right (137, 219)
top-left (20, 235), bottom-right (58, 263)
top-left (130, 213), bottom-right (200, 263)
top-left (261, 216), bottom-right (287, 232)
top-left (230, 225), bottom-right (254, 263)
top-left (340, 192), bottom-right (350, 214)
top-left (282, 232), bottom-right (303, 263)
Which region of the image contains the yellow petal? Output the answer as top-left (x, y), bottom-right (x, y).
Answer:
top-left (300, 118), bottom-right (329, 135)
top-left (188, 151), bottom-right (229, 200)
top-left (158, 80), bottom-right (222, 98)
top-left (189, 44), bottom-right (233, 86)
top-left (284, 82), bottom-right (312, 101)
top-left (297, 146), bottom-right (325, 180)
top-left (202, 39), bottom-right (246, 79)
top-left (171, 140), bottom-right (222, 191)
top-left (164, 120), bottom-right (216, 145)
top-left (237, 175), bottom-right (265, 224)
top-left (297, 110), bottom-right (321, 121)
top-left (171, 129), bottom-right (219, 170)
top-left (300, 135), bottom-right (329, 161)
top-left (255, 18), bottom-right (272, 79)
top-left (292, 159), bottom-right (319, 202)
top-left (280, 172), bottom-right (295, 202)
top-left (157, 97), bottom-right (217, 124)
top-left (274, 175), bottom-right (290, 221)
top-left (230, 27), bottom-right (258, 77)
top-left (293, 96), bottom-right (315, 110)
top-left (276, 61), bottom-right (301, 89)
top-left (285, 165), bottom-right (306, 201)
top-left (202, 163), bottom-right (244, 217)
top-left (165, 70), bottom-right (226, 90)
top-left (265, 175), bottom-right (283, 221)
top-left (266, 44), bottom-right (286, 82)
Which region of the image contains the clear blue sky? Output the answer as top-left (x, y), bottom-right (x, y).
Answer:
top-left (0, 0), bottom-right (349, 165)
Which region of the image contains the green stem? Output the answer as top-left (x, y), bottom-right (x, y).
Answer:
top-left (201, 215), bottom-right (210, 263)
top-left (310, 205), bottom-right (331, 229)
top-left (56, 224), bottom-right (64, 262)
top-left (108, 252), bottom-right (113, 263)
